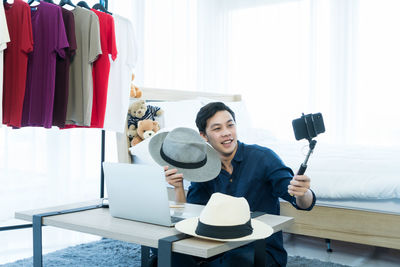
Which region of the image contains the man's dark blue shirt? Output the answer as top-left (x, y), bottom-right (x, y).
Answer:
top-left (187, 141), bottom-right (316, 266)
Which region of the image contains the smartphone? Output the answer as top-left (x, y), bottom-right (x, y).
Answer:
top-left (292, 113), bottom-right (325, 140)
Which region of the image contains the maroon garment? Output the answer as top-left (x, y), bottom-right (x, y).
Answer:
top-left (2, 0), bottom-right (33, 128)
top-left (21, 2), bottom-right (69, 128)
top-left (52, 8), bottom-right (77, 128)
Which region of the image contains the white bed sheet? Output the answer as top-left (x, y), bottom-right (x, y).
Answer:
top-left (251, 138), bottom-right (400, 200)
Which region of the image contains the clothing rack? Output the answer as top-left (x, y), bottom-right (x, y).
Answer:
top-left (99, 0), bottom-right (108, 199)
top-left (0, 0), bottom-right (110, 233)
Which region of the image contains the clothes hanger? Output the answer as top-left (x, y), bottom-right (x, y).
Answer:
top-left (28, 0), bottom-right (40, 5)
top-left (59, 0), bottom-right (76, 7)
top-left (77, 1), bottom-right (90, 9)
top-left (92, 3), bottom-right (112, 15)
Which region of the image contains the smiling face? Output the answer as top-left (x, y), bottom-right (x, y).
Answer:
top-left (200, 110), bottom-right (238, 159)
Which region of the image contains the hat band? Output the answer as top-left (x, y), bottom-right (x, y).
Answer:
top-left (160, 145), bottom-right (207, 169)
top-left (195, 219), bottom-right (253, 239)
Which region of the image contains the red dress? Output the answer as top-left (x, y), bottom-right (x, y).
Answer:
top-left (3, 0), bottom-right (33, 127)
top-left (90, 9), bottom-right (117, 128)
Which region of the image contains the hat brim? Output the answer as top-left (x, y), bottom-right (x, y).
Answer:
top-left (149, 131), bottom-right (221, 182)
top-left (175, 217), bottom-right (273, 242)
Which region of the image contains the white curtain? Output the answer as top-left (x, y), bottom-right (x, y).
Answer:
top-left (117, 0), bottom-right (400, 147)
top-left (353, 0), bottom-right (400, 146)
top-left (0, 127), bottom-right (119, 223)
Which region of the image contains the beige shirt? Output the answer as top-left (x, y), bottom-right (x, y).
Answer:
top-left (66, 7), bottom-right (101, 126)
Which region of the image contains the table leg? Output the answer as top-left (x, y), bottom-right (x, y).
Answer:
top-left (31, 203), bottom-right (105, 267)
top-left (141, 246), bottom-right (150, 266)
top-left (32, 215), bottom-right (43, 267)
top-left (158, 233), bottom-right (188, 267)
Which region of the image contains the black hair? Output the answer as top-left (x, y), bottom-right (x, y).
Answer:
top-left (195, 102), bottom-right (236, 133)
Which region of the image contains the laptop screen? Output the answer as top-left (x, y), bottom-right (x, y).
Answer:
top-left (103, 162), bottom-right (174, 226)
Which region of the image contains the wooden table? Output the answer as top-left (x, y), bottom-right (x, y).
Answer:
top-left (15, 199), bottom-right (293, 267)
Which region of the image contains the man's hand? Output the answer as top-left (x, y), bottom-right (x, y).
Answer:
top-left (164, 166), bottom-right (186, 203)
top-left (288, 175), bottom-right (313, 209)
top-left (288, 175), bottom-right (310, 197)
top-left (164, 166), bottom-right (184, 189)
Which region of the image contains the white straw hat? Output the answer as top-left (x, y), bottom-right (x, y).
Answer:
top-left (149, 127), bottom-right (221, 182)
top-left (175, 193), bottom-right (273, 242)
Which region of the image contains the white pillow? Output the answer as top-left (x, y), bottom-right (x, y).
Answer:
top-left (146, 99), bottom-right (203, 130)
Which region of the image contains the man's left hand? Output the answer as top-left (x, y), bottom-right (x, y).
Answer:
top-left (288, 175), bottom-right (310, 197)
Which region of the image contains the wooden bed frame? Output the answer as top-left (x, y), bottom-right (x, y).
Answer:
top-left (116, 87), bottom-right (400, 251)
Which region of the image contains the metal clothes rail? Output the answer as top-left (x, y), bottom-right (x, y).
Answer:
top-left (0, 0), bottom-right (109, 233)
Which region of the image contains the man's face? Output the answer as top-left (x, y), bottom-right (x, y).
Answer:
top-left (200, 110), bottom-right (238, 158)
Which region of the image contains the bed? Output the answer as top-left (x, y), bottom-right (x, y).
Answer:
top-left (116, 87), bottom-right (400, 251)
top-left (273, 142), bottom-right (400, 250)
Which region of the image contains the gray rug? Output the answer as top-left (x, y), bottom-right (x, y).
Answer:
top-left (1, 238), bottom-right (350, 267)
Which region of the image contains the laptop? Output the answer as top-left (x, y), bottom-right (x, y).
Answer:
top-left (103, 162), bottom-right (193, 227)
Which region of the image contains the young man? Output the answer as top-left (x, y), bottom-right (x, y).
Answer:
top-left (165, 102), bottom-right (316, 267)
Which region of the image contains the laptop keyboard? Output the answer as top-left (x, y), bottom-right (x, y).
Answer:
top-left (171, 216), bottom-right (184, 224)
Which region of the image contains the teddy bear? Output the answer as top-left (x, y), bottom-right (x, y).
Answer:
top-left (127, 100), bottom-right (163, 139)
top-left (131, 119), bottom-right (160, 146)
top-left (130, 73), bottom-right (142, 98)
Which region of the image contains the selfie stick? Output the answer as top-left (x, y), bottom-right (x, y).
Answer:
top-left (297, 139), bottom-right (317, 175)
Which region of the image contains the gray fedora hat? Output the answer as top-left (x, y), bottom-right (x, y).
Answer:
top-left (149, 127), bottom-right (221, 182)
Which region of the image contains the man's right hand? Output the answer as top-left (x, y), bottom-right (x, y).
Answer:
top-left (164, 166), bottom-right (184, 189)
top-left (164, 166), bottom-right (186, 203)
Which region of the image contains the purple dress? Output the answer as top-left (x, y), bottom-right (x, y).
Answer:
top-left (21, 2), bottom-right (69, 128)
